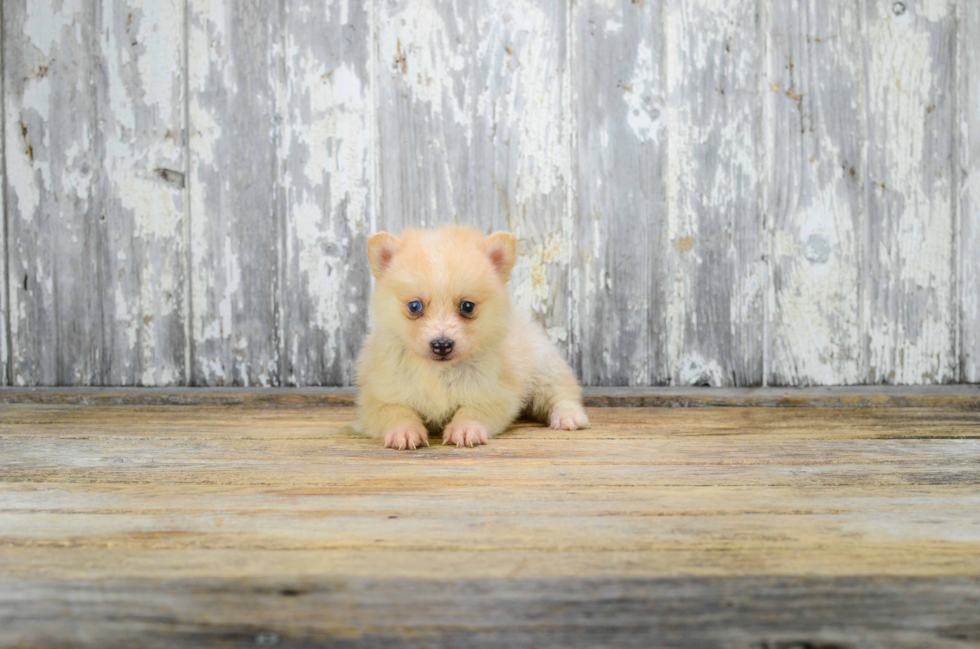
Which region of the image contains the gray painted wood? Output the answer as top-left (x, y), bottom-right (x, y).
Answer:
top-left (0, 0), bottom-right (974, 387)
top-left (187, 0), bottom-right (280, 386)
top-left (376, 0), bottom-right (571, 353)
top-left (766, 0), bottom-right (865, 386)
top-left (0, 10), bottom-right (5, 387)
top-left (864, 0), bottom-right (957, 384)
top-left (98, 0), bottom-right (189, 386)
top-left (665, 0), bottom-right (766, 386)
top-left (571, 0), bottom-right (667, 386)
top-left (3, 576), bottom-right (979, 648)
top-left (3, 0), bottom-right (186, 386)
top-left (962, 0), bottom-right (980, 383)
top-left (4, 0), bottom-right (100, 386)
top-left (278, 0), bottom-right (375, 386)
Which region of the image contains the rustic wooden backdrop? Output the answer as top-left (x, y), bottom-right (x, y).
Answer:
top-left (0, 0), bottom-right (976, 387)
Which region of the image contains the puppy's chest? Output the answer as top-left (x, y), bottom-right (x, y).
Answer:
top-left (402, 365), bottom-right (495, 424)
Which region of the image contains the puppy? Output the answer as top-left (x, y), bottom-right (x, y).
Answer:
top-left (355, 226), bottom-right (589, 450)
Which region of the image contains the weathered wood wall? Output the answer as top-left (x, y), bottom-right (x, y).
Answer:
top-left (0, 0), bottom-right (976, 387)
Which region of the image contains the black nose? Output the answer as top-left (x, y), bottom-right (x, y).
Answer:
top-left (430, 338), bottom-right (454, 356)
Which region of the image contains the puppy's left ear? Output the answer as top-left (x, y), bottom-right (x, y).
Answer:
top-left (484, 232), bottom-right (517, 282)
top-left (368, 232), bottom-right (400, 279)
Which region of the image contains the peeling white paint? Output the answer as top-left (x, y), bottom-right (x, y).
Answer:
top-left (866, 6), bottom-right (955, 383)
top-left (624, 41), bottom-right (661, 143)
top-left (24, 0), bottom-right (84, 56)
top-left (379, 0), bottom-right (468, 126)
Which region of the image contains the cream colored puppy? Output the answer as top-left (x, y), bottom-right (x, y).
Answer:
top-left (356, 226), bottom-right (589, 450)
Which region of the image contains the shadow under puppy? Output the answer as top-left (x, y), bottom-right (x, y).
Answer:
top-left (356, 226), bottom-right (589, 450)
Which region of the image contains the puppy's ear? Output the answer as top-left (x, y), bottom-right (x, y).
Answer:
top-left (367, 232), bottom-right (400, 279)
top-left (483, 232), bottom-right (517, 282)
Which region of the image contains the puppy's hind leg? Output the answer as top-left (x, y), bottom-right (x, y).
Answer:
top-left (526, 366), bottom-right (590, 431)
top-left (548, 399), bottom-right (590, 430)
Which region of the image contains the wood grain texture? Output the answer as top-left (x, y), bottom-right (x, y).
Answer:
top-left (3, 576), bottom-right (979, 649)
top-left (0, 17), bottom-right (5, 387)
top-left (99, 0), bottom-right (189, 386)
top-left (864, 0), bottom-right (957, 384)
top-left (571, 0), bottom-right (667, 386)
top-left (3, 0), bottom-right (187, 386)
top-left (766, 0), bottom-right (865, 386)
top-left (3, 0), bottom-right (101, 386)
top-left (665, 0), bottom-right (766, 387)
top-left (187, 0), bottom-right (280, 386)
top-left (962, 0), bottom-right (980, 383)
top-left (376, 0), bottom-right (571, 351)
top-left (1, 403), bottom-right (979, 646)
top-left (278, 0), bottom-right (375, 386)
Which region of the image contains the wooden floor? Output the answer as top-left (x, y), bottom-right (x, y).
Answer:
top-left (2, 396), bottom-right (980, 647)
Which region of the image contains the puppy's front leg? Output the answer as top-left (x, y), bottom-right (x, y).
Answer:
top-left (359, 400), bottom-right (429, 450)
top-left (442, 400), bottom-right (521, 448)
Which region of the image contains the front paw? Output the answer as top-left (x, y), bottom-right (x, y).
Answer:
top-left (442, 420), bottom-right (489, 448)
top-left (383, 422), bottom-right (429, 450)
top-left (549, 402), bottom-right (590, 430)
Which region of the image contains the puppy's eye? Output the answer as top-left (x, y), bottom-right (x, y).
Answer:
top-left (459, 301), bottom-right (476, 315)
top-left (407, 300), bottom-right (424, 315)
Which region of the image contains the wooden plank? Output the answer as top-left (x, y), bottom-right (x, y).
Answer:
top-left (2, 404), bottom-right (980, 646)
top-left (3, 1), bottom-right (101, 385)
top-left (3, 0), bottom-right (187, 387)
top-left (962, 0), bottom-right (980, 383)
top-left (2, 385), bottom-right (980, 408)
top-left (665, 0), bottom-right (766, 387)
top-left (0, 13), bottom-right (5, 387)
top-left (376, 0), bottom-right (572, 352)
top-left (98, 0), bottom-right (188, 385)
top-left (864, 0), bottom-right (956, 384)
top-left (1, 401), bottom-right (978, 435)
top-left (278, 0), bottom-right (374, 387)
top-left (3, 407), bottom-right (980, 491)
top-left (187, 0), bottom-right (280, 386)
top-left (766, 0), bottom-right (865, 386)
top-left (2, 576), bottom-right (980, 649)
top-left (1, 407), bottom-right (979, 567)
top-left (570, 0), bottom-right (667, 386)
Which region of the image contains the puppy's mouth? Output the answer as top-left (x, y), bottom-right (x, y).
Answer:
top-left (432, 355), bottom-right (454, 362)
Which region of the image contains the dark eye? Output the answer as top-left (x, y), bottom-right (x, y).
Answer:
top-left (459, 301), bottom-right (476, 315)
top-left (407, 300), bottom-right (424, 315)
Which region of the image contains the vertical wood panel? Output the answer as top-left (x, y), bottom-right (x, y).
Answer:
top-left (766, 0), bottom-right (865, 386)
top-left (4, 0), bottom-right (186, 386)
top-left (99, 0), bottom-right (188, 385)
top-left (4, 1), bottom-right (102, 385)
top-left (864, 0), bottom-right (956, 384)
top-left (187, 0), bottom-right (280, 386)
top-left (279, 0), bottom-right (374, 386)
top-left (962, 0), bottom-right (980, 383)
top-left (665, 0), bottom-right (765, 386)
top-left (571, 0), bottom-right (667, 386)
top-left (376, 0), bottom-right (571, 351)
top-left (1, 8), bottom-right (6, 386)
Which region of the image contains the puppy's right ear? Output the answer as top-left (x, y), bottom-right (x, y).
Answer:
top-left (367, 232), bottom-right (400, 279)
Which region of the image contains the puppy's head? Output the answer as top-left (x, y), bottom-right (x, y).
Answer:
top-left (367, 226), bottom-right (517, 366)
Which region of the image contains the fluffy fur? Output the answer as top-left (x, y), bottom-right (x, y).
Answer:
top-left (355, 226), bottom-right (589, 450)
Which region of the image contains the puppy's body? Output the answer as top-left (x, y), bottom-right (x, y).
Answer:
top-left (356, 227), bottom-right (588, 449)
